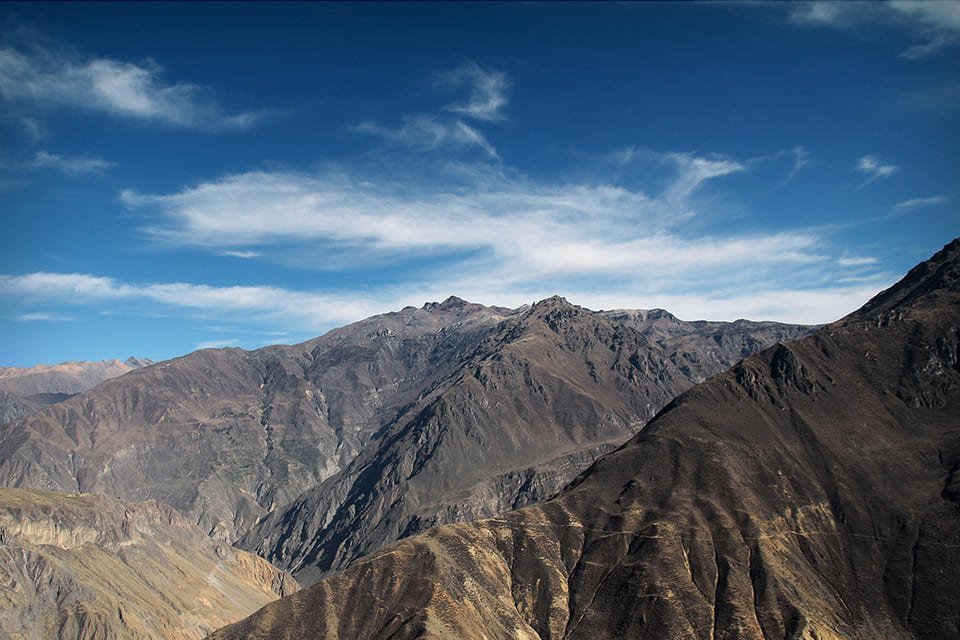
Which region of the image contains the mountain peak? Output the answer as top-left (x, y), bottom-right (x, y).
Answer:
top-left (531, 295), bottom-right (574, 310)
top-left (422, 296), bottom-right (470, 312)
top-left (850, 237), bottom-right (960, 320)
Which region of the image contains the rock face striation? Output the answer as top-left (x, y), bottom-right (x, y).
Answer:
top-left (0, 487), bottom-right (298, 640)
top-left (209, 238), bottom-right (960, 640)
top-left (0, 298), bottom-right (809, 581)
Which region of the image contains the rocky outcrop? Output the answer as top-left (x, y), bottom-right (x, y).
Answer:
top-left (0, 487), bottom-right (297, 640)
top-left (209, 239), bottom-right (960, 640)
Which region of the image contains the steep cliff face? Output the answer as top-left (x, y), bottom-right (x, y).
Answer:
top-left (209, 239), bottom-right (960, 640)
top-left (0, 488), bottom-right (298, 640)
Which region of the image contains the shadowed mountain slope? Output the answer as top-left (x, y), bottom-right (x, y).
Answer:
top-left (0, 488), bottom-right (297, 640)
top-left (210, 238), bottom-right (960, 640)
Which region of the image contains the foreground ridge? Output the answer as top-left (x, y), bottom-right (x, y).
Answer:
top-left (210, 239), bottom-right (960, 639)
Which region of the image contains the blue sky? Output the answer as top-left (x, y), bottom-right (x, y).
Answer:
top-left (0, 1), bottom-right (957, 366)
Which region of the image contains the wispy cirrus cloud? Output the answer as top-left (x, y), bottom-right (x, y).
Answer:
top-left (889, 0), bottom-right (960, 58)
top-left (789, 1), bottom-right (850, 26)
top-left (353, 115), bottom-right (499, 158)
top-left (0, 35), bottom-right (268, 130)
top-left (895, 195), bottom-right (947, 210)
top-left (16, 312), bottom-right (74, 322)
top-left (0, 272), bottom-right (386, 329)
top-left (782, 1), bottom-right (960, 59)
top-left (356, 61), bottom-right (508, 159)
top-left (29, 150), bottom-right (114, 175)
top-left (441, 61), bottom-right (510, 122)
top-left (784, 146), bottom-right (812, 184)
top-left (119, 150), bottom-right (748, 274)
top-left (837, 256), bottom-right (879, 267)
top-left (219, 250), bottom-right (263, 259)
top-left (856, 154), bottom-right (897, 187)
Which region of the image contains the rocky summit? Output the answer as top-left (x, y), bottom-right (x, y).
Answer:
top-left (209, 240), bottom-right (960, 640)
top-left (0, 296), bottom-right (808, 584)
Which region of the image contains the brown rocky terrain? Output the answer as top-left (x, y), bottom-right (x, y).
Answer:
top-left (0, 297), bottom-right (809, 583)
top-left (209, 238), bottom-right (960, 640)
top-left (0, 487), bottom-right (297, 640)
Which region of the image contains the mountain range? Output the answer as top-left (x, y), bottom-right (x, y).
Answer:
top-left (0, 299), bottom-right (809, 589)
top-left (0, 358), bottom-right (152, 425)
top-left (208, 239), bottom-right (960, 639)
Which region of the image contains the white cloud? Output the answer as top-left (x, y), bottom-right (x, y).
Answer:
top-left (785, 146), bottom-right (811, 184)
top-left (856, 154), bottom-right (897, 187)
top-left (30, 150), bottom-right (114, 175)
top-left (895, 195), bottom-right (947, 210)
top-left (889, 0), bottom-right (960, 57)
top-left (353, 115), bottom-right (499, 158)
top-left (0, 40), bottom-right (266, 130)
top-left (780, 1), bottom-right (960, 58)
top-left (442, 61), bottom-right (510, 122)
top-left (16, 312), bottom-right (74, 322)
top-left (837, 256), bottom-right (879, 267)
top-left (219, 250), bottom-right (262, 259)
top-left (789, 1), bottom-right (850, 26)
top-left (0, 272), bottom-right (385, 330)
top-left (665, 152), bottom-right (744, 205)
top-left (118, 151), bottom-right (765, 284)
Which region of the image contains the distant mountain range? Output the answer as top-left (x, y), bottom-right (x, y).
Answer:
top-left (209, 239), bottom-right (960, 640)
top-left (0, 357), bottom-right (152, 424)
top-left (0, 299), bottom-right (809, 588)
